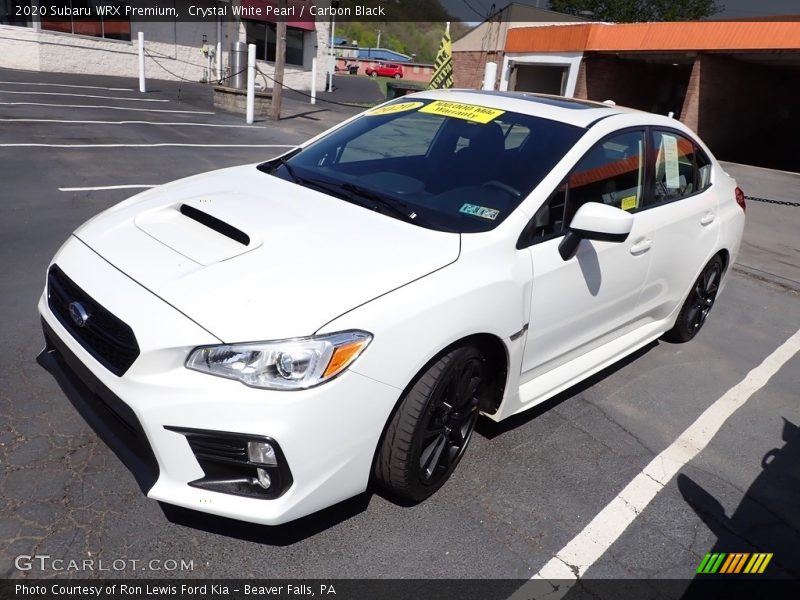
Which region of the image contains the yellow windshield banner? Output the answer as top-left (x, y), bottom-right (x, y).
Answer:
top-left (366, 101), bottom-right (425, 116)
top-left (418, 100), bottom-right (505, 124)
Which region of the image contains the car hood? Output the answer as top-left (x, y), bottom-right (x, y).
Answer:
top-left (74, 165), bottom-right (460, 342)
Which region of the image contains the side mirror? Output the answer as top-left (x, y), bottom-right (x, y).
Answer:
top-left (558, 202), bottom-right (634, 261)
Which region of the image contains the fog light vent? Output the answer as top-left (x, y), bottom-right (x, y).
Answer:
top-left (164, 426), bottom-right (293, 499)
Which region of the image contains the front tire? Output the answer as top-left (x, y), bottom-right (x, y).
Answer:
top-left (394, 74), bottom-right (401, 79)
top-left (374, 346), bottom-right (487, 502)
top-left (663, 255), bottom-right (724, 343)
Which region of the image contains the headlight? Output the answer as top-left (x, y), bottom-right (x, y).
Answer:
top-left (185, 331), bottom-right (372, 390)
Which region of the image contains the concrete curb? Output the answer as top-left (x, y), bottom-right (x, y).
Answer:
top-left (733, 263), bottom-right (800, 294)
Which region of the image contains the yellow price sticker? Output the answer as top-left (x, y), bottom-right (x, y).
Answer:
top-left (366, 101), bottom-right (424, 116)
top-left (621, 195), bottom-right (638, 211)
top-left (418, 100), bottom-right (505, 124)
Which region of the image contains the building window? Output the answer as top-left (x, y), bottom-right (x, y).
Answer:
top-left (246, 21), bottom-right (305, 66)
top-left (40, 0), bottom-right (131, 41)
top-left (1, 0), bottom-right (32, 26)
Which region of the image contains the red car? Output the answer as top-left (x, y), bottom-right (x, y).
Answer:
top-left (365, 62), bottom-right (404, 79)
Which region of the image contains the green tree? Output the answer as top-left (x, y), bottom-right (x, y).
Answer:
top-left (548, 0), bottom-right (723, 22)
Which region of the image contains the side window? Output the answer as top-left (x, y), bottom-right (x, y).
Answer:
top-left (696, 146), bottom-right (712, 192)
top-left (527, 130), bottom-right (645, 245)
top-left (568, 130), bottom-right (646, 217)
top-left (650, 130), bottom-right (708, 204)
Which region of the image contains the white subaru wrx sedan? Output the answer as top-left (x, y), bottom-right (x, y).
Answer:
top-left (39, 91), bottom-right (745, 525)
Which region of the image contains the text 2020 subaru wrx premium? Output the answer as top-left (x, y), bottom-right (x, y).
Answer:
top-left (39, 91), bottom-right (745, 524)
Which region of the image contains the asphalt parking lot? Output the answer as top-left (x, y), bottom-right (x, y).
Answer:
top-left (0, 67), bottom-right (798, 589)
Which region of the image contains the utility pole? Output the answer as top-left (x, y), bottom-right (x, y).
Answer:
top-left (270, 1), bottom-right (287, 120)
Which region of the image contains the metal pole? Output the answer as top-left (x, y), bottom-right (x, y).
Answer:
top-left (215, 17), bottom-right (222, 81)
top-left (328, 16), bottom-right (335, 92)
top-left (246, 43), bottom-right (256, 124)
top-left (311, 57), bottom-right (317, 105)
top-left (138, 32), bottom-right (146, 93)
top-left (271, 12), bottom-right (286, 121)
top-left (216, 41), bottom-right (222, 81)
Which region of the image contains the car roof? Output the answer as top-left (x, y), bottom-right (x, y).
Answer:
top-left (409, 89), bottom-right (642, 129)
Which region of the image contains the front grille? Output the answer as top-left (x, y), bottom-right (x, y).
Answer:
top-left (47, 265), bottom-right (140, 376)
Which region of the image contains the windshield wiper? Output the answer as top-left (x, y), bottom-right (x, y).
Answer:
top-left (260, 161), bottom-right (423, 226)
top-left (338, 182), bottom-right (421, 225)
top-left (258, 154), bottom-right (302, 183)
top-left (257, 149), bottom-right (303, 179)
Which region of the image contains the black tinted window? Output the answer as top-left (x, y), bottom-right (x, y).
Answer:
top-left (528, 130), bottom-right (645, 244)
top-left (649, 130), bottom-right (710, 205)
top-left (266, 99), bottom-right (584, 233)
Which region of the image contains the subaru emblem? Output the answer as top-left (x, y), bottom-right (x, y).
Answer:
top-left (68, 301), bottom-right (90, 328)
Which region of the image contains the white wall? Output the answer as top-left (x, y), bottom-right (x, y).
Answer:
top-left (500, 51), bottom-right (584, 97)
top-left (0, 19), bottom-right (329, 92)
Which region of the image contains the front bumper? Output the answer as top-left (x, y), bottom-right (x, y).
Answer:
top-left (38, 237), bottom-right (402, 525)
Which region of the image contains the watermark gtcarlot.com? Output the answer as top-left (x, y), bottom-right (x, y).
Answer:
top-left (15, 554), bottom-right (195, 573)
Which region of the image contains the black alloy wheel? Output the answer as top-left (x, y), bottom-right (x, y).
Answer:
top-left (374, 346), bottom-right (487, 502)
top-left (418, 354), bottom-right (483, 484)
top-left (664, 255), bottom-right (724, 343)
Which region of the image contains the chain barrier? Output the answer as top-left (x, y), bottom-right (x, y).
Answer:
top-left (142, 50), bottom-right (370, 109)
top-left (144, 49), bottom-right (246, 85)
top-left (255, 66), bottom-right (372, 108)
top-left (745, 195), bottom-right (800, 208)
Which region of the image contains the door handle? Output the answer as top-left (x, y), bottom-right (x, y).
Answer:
top-left (700, 212), bottom-right (716, 226)
top-left (629, 238), bottom-right (652, 255)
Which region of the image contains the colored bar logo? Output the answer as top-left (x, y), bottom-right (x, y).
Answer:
top-left (696, 552), bottom-right (773, 574)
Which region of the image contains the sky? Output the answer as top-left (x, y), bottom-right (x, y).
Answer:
top-left (441, 0), bottom-right (800, 21)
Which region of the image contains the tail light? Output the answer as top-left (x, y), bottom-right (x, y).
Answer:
top-left (735, 187), bottom-right (746, 212)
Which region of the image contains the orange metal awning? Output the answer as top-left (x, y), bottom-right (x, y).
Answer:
top-left (506, 21), bottom-right (800, 53)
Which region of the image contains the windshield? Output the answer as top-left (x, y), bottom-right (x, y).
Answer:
top-left (260, 98), bottom-right (585, 233)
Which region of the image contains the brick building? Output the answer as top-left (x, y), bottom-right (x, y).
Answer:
top-left (500, 20), bottom-right (800, 171)
top-left (451, 3), bottom-right (586, 90)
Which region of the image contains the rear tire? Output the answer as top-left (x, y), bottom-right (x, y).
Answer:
top-left (374, 346), bottom-right (487, 502)
top-left (663, 255), bottom-right (724, 343)
top-left (394, 74), bottom-right (401, 79)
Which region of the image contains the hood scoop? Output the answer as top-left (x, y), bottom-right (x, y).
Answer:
top-left (179, 204), bottom-right (250, 246)
top-left (134, 198), bottom-right (262, 266)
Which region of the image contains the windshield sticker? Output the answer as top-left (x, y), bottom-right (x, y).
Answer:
top-left (419, 101), bottom-right (505, 124)
top-left (621, 195), bottom-right (638, 211)
top-left (460, 203), bottom-right (500, 220)
top-left (366, 101), bottom-right (424, 116)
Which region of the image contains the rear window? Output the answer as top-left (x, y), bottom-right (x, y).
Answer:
top-left (266, 99), bottom-right (585, 233)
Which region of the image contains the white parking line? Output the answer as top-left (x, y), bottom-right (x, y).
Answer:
top-left (513, 327), bottom-right (800, 598)
top-left (1, 143), bottom-right (294, 148)
top-left (0, 102), bottom-right (213, 114)
top-left (0, 118), bottom-right (266, 129)
top-left (58, 185), bottom-right (159, 192)
top-left (0, 90), bottom-right (169, 102)
top-left (0, 81), bottom-right (133, 91)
